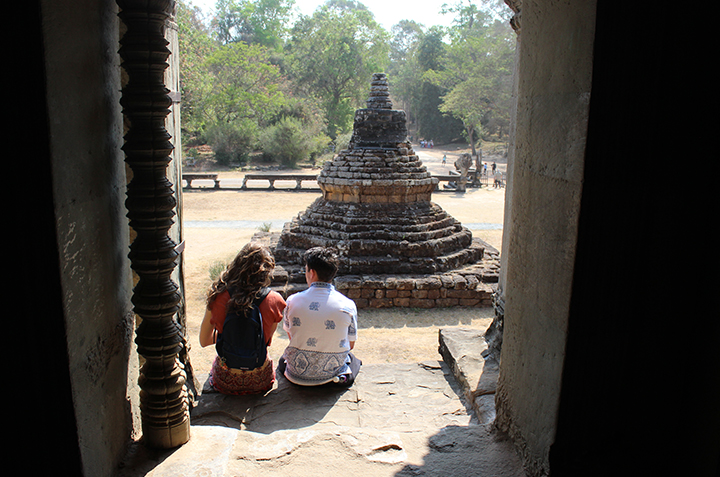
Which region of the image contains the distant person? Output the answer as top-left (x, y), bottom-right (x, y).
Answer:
top-left (492, 162), bottom-right (497, 174)
top-left (494, 170), bottom-right (503, 188)
top-left (442, 154), bottom-right (447, 165)
top-left (278, 247), bottom-right (361, 387)
top-left (199, 243), bottom-right (286, 395)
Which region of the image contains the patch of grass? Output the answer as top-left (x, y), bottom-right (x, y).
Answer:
top-left (257, 222), bottom-right (272, 232)
top-left (209, 260), bottom-right (227, 281)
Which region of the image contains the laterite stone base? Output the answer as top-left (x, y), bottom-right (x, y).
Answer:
top-left (252, 232), bottom-right (500, 309)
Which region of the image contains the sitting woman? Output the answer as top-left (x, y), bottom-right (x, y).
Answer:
top-left (199, 243), bottom-right (286, 395)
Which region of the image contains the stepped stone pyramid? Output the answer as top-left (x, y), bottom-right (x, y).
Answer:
top-left (270, 73), bottom-right (484, 277)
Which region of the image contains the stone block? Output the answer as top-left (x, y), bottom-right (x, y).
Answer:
top-left (346, 288), bottom-right (362, 299)
top-left (435, 298), bottom-right (459, 307)
top-left (393, 297), bottom-right (410, 307)
top-left (369, 298), bottom-right (394, 308)
top-left (335, 275), bottom-right (363, 289)
top-left (409, 298), bottom-right (435, 308)
top-left (447, 289), bottom-right (478, 299)
top-left (415, 277), bottom-right (442, 289)
top-left (361, 288), bottom-right (376, 299)
top-left (464, 275), bottom-right (479, 289)
top-left (395, 278), bottom-right (415, 290)
top-left (440, 275), bottom-right (455, 288)
top-left (411, 289), bottom-right (428, 299)
top-left (362, 276), bottom-right (386, 288)
top-left (383, 276), bottom-right (398, 289)
top-left (453, 275), bottom-right (468, 290)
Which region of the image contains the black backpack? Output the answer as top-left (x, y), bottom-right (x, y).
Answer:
top-left (216, 287), bottom-right (271, 370)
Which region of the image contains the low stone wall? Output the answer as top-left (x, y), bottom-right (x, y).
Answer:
top-left (334, 271), bottom-right (496, 309)
top-left (268, 251), bottom-right (500, 310)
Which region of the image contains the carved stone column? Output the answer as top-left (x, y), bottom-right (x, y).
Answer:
top-left (118, 0), bottom-right (190, 448)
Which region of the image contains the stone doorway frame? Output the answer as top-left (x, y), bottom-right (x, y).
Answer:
top-left (117, 0), bottom-right (520, 451)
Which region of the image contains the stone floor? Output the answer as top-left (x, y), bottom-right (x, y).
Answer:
top-left (118, 328), bottom-right (525, 477)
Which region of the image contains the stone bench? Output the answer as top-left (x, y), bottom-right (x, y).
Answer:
top-left (182, 173), bottom-right (219, 189)
top-left (241, 173), bottom-right (318, 190)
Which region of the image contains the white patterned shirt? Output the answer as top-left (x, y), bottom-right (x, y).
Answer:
top-left (282, 282), bottom-right (358, 386)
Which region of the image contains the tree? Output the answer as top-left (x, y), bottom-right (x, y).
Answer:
top-left (177, 1), bottom-right (216, 139)
top-left (200, 41), bottom-right (288, 163)
top-left (285, 1), bottom-right (389, 139)
top-left (204, 41), bottom-right (286, 126)
top-left (413, 27), bottom-right (465, 143)
top-left (212, 0), bottom-right (295, 49)
top-left (427, 2), bottom-right (516, 154)
top-left (387, 20), bottom-right (424, 124)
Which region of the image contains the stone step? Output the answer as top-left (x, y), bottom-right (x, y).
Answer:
top-left (118, 353), bottom-right (523, 477)
top-left (439, 327), bottom-right (501, 424)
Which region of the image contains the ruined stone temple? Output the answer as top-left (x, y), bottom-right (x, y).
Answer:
top-left (262, 74), bottom-right (496, 306)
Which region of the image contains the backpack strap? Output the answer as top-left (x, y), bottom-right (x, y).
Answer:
top-left (224, 287), bottom-right (270, 313)
top-left (253, 287), bottom-right (271, 307)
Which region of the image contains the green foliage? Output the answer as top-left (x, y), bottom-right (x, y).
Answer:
top-left (204, 41), bottom-right (286, 126)
top-left (259, 116), bottom-right (329, 167)
top-left (413, 28), bottom-right (465, 143)
top-left (177, 0), bottom-right (513, 165)
top-left (209, 259), bottom-right (228, 281)
top-left (212, 0), bottom-right (294, 49)
top-left (205, 119), bottom-right (257, 165)
top-left (285, 2), bottom-right (390, 138)
top-left (177, 1), bottom-right (217, 139)
top-left (333, 130), bottom-right (353, 152)
top-left (425, 3), bottom-right (516, 151)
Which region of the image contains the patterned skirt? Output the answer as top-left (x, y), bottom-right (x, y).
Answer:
top-left (209, 355), bottom-right (275, 395)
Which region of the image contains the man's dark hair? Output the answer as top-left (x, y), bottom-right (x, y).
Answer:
top-left (303, 247), bottom-right (339, 282)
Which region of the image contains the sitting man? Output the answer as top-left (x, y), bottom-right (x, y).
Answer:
top-left (278, 247), bottom-right (361, 386)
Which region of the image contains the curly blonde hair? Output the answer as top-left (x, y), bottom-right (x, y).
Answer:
top-left (207, 243), bottom-right (275, 313)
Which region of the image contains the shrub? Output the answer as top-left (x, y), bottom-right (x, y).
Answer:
top-left (204, 119), bottom-right (257, 166)
top-left (209, 260), bottom-right (227, 281)
top-left (259, 116), bottom-right (328, 168)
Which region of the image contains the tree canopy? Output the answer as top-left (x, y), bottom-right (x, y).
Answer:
top-left (284, 2), bottom-right (389, 138)
top-left (177, 0), bottom-right (516, 166)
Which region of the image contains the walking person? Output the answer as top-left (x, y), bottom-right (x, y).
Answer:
top-left (494, 170), bottom-right (503, 188)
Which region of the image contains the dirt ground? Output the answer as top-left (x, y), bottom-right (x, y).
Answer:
top-left (181, 143), bottom-right (508, 375)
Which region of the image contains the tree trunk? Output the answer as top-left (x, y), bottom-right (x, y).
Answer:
top-left (466, 124), bottom-right (477, 157)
